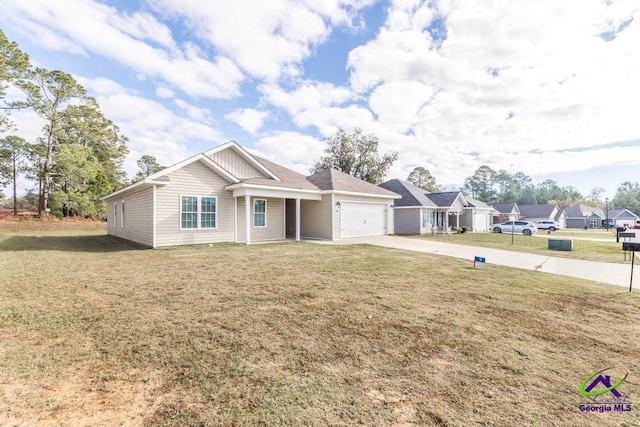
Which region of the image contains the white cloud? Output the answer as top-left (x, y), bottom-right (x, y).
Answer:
top-left (0, 0), bottom-right (244, 99)
top-left (148, 0), bottom-right (375, 81)
top-left (251, 131), bottom-right (326, 174)
top-left (155, 87), bottom-right (174, 99)
top-left (260, 81), bottom-right (353, 115)
top-left (339, 0), bottom-right (640, 187)
top-left (224, 109), bottom-right (269, 134)
top-left (73, 77), bottom-right (224, 179)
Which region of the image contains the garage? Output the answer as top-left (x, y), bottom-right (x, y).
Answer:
top-left (340, 202), bottom-right (388, 238)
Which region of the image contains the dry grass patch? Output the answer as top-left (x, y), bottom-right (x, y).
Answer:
top-left (1, 225), bottom-right (640, 426)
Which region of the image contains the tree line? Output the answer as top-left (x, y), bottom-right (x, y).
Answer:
top-left (309, 128), bottom-right (640, 214)
top-left (0, 30), bottom-right (164, 217)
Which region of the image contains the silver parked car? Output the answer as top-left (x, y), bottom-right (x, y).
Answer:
top-left (492, 221), bottom-right (538, 235)
top-left (535, 221), bottom-right (562, 231)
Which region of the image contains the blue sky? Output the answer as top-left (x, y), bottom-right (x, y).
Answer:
top-left (1, 0), bottom-right (640, 200)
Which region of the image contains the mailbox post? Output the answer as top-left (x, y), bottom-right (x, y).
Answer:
top-left (622, 242), bottom-right (640, 292)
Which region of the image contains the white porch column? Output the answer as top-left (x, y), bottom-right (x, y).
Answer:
top-left (456, 212), bottom-right (460, 228)
top-left (295, 198), bottom-right (301, 241)
top-left (245, 195), bottom-right (251, 245)
top-left (445, 211), bottom-right (449, 230)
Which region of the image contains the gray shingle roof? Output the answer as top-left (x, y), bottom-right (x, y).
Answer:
top-left (564, 204), bottom-right (604, 218)
top-left (307, 168), bottom-right (399, 197)
top-left (518, 204), bottom-right (557, 218)
top-left (244, 156), bottom-right (321, 190)
top-left (426, 192), bottom-right (464, 208)
top-left (378, 179), bottom-right (436, 207)
top-left (489, 202), bottom-right (519, 214)
top-left (608, 209), bottom-right (639, 219)
top-left (465, 196), bottom-right (494, 210)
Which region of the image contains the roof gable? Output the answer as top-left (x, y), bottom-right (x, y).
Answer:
top-left (307, 169), bottom-right (399, 197)
top-left (379, 179), bottom-right (436, 207)
top-left (204, 141), bottom-right (280, 181)
top-left (489, 202), bottom-right (520, 214)
top-left (609, 209), bottom-right (639, 219)
top-left (102, 153), bottom-right (239, 200)
top-left (425, 192), bottom-right (468, 208)
top-left (565, 204), bottom-right (604, 218)
top-left (518, 204), bottom-right (558, 218)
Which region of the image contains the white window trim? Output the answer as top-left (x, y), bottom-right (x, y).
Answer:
top-left (121, 200), bottom-right (125, 228)
top-left (253, 199), bottom-right (267, 228)
top-left (113, 202), bottom-right (117, 227)
top-left (180, 195), bottom-right (218, 231)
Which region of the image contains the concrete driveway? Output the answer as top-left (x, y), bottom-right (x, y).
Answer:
top-left (315, 235), bottom-right (635, 289)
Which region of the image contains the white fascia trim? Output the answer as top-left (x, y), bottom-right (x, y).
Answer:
top-left (204, 141), bottom-right (281, 182)
top-left (101, 154), bottom-right (239, 201)
top-left (321, 190), bottom-right (401, 199)
top-left (101, 180), bottom-right (165, 201)
top-left (393, 206), bottom-right (434, 210)
top-left (227, 183), bottom-right (322, 198)
top-left (231, 187), bottom-right (322, 201)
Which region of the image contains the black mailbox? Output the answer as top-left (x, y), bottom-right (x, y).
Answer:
top-left (622, 242), bottom-right (640, 252)
top-left (619, 232), bottom-right (636, 238)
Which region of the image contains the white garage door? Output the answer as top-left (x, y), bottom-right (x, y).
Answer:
top-left (475, 214), bottom-right (488, 232)
top-left (341, 202), bottom-right (387, 238)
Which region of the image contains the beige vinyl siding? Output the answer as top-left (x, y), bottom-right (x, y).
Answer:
top-left (333, 194), bottom-right (395, 240)
top-left (394, 208), bottom-right (421, 235)
top-left (106, 188), bottom-right (153, 247)
top-left (208, 147), bottom-right (266, 179)
top-left (300, 197), bottom-right (333, 240)
top-left (236, 197), bottom-right (285, 243)
top-left (155, 161), bottom-right (235, 247)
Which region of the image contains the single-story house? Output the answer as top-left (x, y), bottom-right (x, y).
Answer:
top-left (102, 141), bottom-right (400, 247)
top-left (461, 196), bottom-right (496, 232)
top-left (489, 202), bottom-right (520, 223)
top-left (378, 179), bottom-right (494, 233)
top-left (564, 204), bottom-right (604, 229)
top-left (606, 209), bottom-right (639, 228)
top-left (518, 204), bottom-right (567, 228)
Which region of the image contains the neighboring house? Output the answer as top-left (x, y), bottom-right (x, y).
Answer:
top-left (379, 179), bottom-right (491, 233)
top-left (461, 196), bottom-right (496, 232)
top-left (606, 209), bottom-right (639, 228)
top-left (102, 141), bottom-right (400, 247)
top-left (564, 204), bottom-right (604, 229)
top-left (489, 202), bottom-right (520, 223)
top-left (518, 204), bottom-right (567, 228)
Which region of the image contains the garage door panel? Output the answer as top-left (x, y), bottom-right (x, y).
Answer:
top-left (341, 202), bottom-right (387, 238)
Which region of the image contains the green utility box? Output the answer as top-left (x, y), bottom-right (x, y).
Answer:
top-left (548, 239), bottom-right (573, 251)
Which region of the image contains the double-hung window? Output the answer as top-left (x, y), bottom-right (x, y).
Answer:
top-left (253, 199), bottom-right (266, 227)
top-left (422, 210), bottom-right (434, 227)
top-left (181, 196), bottom-right (216, 229)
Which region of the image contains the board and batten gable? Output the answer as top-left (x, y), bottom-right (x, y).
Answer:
top-left (208, 147), bottom-right (267, 179)
top-left (236, 196), bottom-right (285, 243)
top-left (300, 196), bottom-right (334, 240)
top-left (106, 187), bottom-right (154, 247)
top-left (332, 194), bottom-right (395, 240)
top-left (155, 160), bottom-right (236, 247)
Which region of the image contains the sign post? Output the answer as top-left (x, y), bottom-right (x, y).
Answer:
top-left (622, 242), bottom-right (640, 292)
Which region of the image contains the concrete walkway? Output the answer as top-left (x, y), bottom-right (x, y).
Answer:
top-left (313, 236), bottom-right (635, 289)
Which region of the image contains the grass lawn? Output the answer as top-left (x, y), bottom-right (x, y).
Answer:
top-left (552, 229), bottom-right (619, 240)
top-left (1, 221), bottom-right (640, 426)
top-left (416, 232), bottom-right (628, 263)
